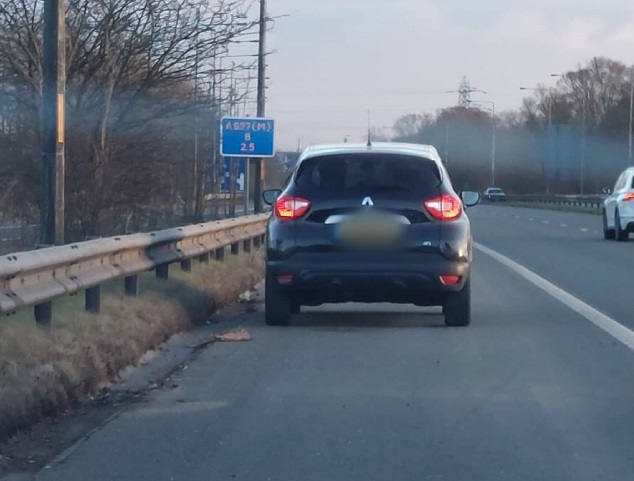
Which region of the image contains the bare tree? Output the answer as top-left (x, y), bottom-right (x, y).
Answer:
top-left (0, 0), bottom-right (261, 241)
top-left (392, 113), bottom-right (432, 139)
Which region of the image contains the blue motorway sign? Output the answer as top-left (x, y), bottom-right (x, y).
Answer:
top-left (221, 157), bottom-right (247, 193)
top-left (221, 117), bottom-right (275, 158)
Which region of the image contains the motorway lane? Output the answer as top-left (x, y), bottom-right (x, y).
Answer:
top-left (469, 205), bottom-right (634, 329)
top-left (34, 246), bottom-right (634, 480)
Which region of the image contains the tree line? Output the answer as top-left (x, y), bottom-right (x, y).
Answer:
top-left (391, 57), bottom-right (633, 194)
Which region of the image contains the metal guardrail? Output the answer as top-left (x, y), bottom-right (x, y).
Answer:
top-left (485, 194), bottom-right (605, 210)
top-left (0, 214), bottom-right (269, 326)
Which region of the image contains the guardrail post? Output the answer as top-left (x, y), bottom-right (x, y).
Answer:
top-left (156, 263), bottom-right (169, 280)
top-left (180, 258), bottom-right (192, 272)
top-left (199, 252), bottom-right (210, 263)
top-left (85, 286), bottom-right (101, 314)
top-left (124, 275), bottom-right (139, 297)
top-left (34, 302), bottom-right (52, 329)
top-left (231, 242), bottom-right (240, 255)
top-left (215, 247), bottom-right (225, 262)
top-left (243, 239), bottom-right (252, 253)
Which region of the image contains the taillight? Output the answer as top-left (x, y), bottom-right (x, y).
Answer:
top-left (424, 194), bottom-right (462, 220)
top-left (623, 192), bottom-right (634, 201)
top-left (275, 195), bottom-right (311, 219)
top-left (440, 275), bottom-right (461, 285)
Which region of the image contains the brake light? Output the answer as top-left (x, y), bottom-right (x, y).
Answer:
top-left (440, 275), bottom-right (461, 285)
top-left (623, 192), bottom-right (634, 201)
top-left (424, 194), bottom-right (462, 220)
top-left (275, 195), bottom-right (311, 219)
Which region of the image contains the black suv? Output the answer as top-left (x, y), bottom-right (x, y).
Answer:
top-left (261, 142), bottom-right (480, 327)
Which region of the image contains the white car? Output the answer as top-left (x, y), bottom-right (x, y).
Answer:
top-left (484, 187), bottom-right (506, 201)
top-left (603, 166), bottom-right (634, 241)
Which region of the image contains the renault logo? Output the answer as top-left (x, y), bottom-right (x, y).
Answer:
top-left (361, 196), bottom-right (374, 206)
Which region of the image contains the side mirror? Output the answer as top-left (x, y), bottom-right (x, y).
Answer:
top-left (602, 187), bottom-right (612, 195)
top-left (460, 191), bottom-right (481, 207)
top-left (262, 189), bottom-right (282, 206)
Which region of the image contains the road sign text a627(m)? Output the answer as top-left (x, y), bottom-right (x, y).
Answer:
top-left (220, 117), bottom-right (275, 158)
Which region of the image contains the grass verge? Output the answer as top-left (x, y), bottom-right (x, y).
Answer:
top-left (0, 250), bottom-right (263, 442)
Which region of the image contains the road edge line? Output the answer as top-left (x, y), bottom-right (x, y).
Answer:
top-left (474, 242), bottom-right (634, 352)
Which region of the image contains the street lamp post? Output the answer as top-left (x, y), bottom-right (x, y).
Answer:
top-left (627, 66), bottom-right (634, 165)
top-left (551, 73), bottom-right (586, 194)
top-left (520, 86), bottom-right (555, 193)
top-left (581, 97), bottom-right (586, 194)
top-left (470, 99), bottom-right (496, 186)
top-left (444, 122), bottom-right (450, 165)
top-left (486, 104), bottom-right (496, 187)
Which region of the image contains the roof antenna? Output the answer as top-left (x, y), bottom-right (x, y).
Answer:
top-left (366, 109), bottom-right (372, 147)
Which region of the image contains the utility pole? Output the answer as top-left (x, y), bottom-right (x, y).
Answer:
top-left (40, 0), bottom-right (65, 246)
top-left (253, 0), bottom-right (267, 213)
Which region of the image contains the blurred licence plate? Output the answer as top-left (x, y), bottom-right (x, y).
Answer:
top-left (337, 217), bottom-right (402, 247)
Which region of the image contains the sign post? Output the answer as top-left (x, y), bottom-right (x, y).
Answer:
top-left (221, 117), bottom-right (275, 215)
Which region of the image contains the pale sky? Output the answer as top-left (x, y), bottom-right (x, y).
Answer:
top-left (255, 1), bottom-right (634, 150)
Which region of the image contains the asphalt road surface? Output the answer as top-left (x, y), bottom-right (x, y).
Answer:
top-left (34, 205), bottom-right (634, 481)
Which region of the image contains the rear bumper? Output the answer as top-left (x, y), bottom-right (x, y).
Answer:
top-left (619, 212), bottom-right (634, 231)
top-left (266, 252), bottom-right (469, 305)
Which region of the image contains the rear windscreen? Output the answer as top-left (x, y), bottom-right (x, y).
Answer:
top-left (294, 153), bottom-right (441, 197)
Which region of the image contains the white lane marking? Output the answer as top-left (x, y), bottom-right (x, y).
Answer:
top-left (529, 218), bottom-right (534, 221)
top-left (560, 224), bottom-right (567, 227)
top-left (579, 228), bottom-right (589, 232)
top-left (515, 216), bottom-right (521, 219)
top-left (543, 220), bottom-right (550, 224)
top-left (474, 242), bottom-right (634, 352)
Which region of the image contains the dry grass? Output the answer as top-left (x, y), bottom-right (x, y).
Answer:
top-left (0, 251), bottom-right (264, 441)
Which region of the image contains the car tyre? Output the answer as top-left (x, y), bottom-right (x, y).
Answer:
top-left (443, 278), bottom-right (471, 327)
top-left (615, 210), bottom-right (629, 241)
top-left (265, 274), bottom-right (292, 326)
top-left (603, 210), bottom-right (615, 240)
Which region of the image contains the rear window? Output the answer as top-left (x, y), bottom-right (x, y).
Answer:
top-left (488, 188), bottom-right (503, 194)
top-left (294, 153), bottom-right (441, 197)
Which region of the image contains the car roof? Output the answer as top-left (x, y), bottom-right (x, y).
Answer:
top-left (298, 142), bottom-right (442, 164)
